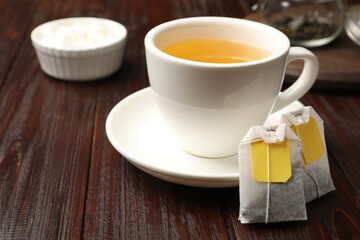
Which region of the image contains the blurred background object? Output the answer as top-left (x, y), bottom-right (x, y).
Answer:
top-left (345, 4), bottom-right (360, 46)
top-left (254, 0), bottom-right (346, 48)
top-left (248, 0), bottom-right (360, 92)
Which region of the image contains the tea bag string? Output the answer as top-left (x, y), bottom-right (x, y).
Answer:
top-left (294, 120), bottom-right (321, 198)
top-left (242, 132), bottom-right (272, 223)
top-left (265, 142), bottom-right (271, 224)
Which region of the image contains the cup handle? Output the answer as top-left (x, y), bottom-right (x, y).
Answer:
top-left (272, 47), bottom-right (319, 113)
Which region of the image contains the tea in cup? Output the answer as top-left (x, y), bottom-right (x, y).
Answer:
top-left (162, 38), bottom-right (271, 63)
top-left (145, 17), bottom-right (318, 158)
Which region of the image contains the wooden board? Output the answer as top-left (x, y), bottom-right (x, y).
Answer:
top-left (245, 12), bottom-right (360, 92)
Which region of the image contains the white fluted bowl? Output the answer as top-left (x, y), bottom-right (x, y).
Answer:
top-left (31, 17), bottom-right (127, 81)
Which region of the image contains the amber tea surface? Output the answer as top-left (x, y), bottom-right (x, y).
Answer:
top-left (162, 38), bottom-right (271, 63)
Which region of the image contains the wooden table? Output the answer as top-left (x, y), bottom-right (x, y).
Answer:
top-left (1, 0), bottom-right (359, 239)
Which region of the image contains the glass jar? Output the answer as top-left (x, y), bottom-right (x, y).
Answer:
top-left (258, 0), bottom-right (346, 47)
top-left (345, 4), bottom-right (360, 46)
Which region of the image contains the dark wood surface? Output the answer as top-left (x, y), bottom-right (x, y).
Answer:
top-left (0, 0), bottom-right (359, 239)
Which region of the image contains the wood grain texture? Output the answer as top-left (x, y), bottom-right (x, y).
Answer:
top-left (0, 0), bottom-right (40, 87)
top-left (0, 0), bottom-right (99, 238)
top-left (0, 0), bottom-right (359, 239)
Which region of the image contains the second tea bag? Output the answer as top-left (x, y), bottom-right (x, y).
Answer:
top-left (280, 106), bottom-right (335, 203)
top-left (238, 124), bottom-right (307, 223)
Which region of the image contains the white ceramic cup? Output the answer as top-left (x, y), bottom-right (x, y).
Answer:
top-left (144, 17), bottom-right (318, 158)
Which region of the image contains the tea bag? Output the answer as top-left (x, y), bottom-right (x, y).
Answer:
top-left (280, 106), bottom-right (335, 203)
top-left (238, 124), bottom-right (307, 224)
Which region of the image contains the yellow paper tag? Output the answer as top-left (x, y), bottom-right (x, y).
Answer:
top-left (251, 140), bottom-right (291, 183)
top-left (290, 117), bottom-right (325, 166)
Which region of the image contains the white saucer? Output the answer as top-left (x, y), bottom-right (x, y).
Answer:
top-left (106, 87), bottom-right (304, 188)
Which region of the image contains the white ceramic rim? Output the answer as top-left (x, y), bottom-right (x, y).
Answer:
top-left (31, 17), bottom-right (127, 53)
top-left (105, 88), bottom-right (239, 181)
top-left (144, 16), bottom-right (290, 68)
top-left (105, 88), bottom-right (305, 184)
